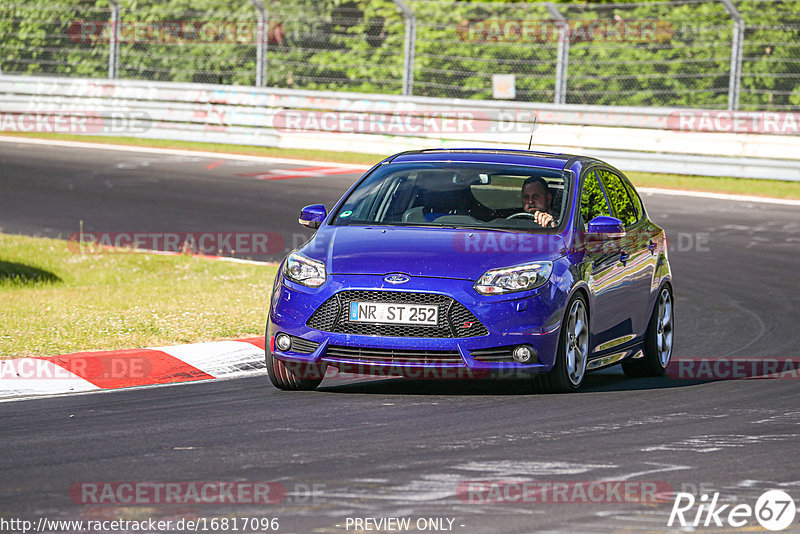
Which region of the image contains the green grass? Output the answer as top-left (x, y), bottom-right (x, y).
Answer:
top-left (0, 233), bottom-right (277, 358)
top-left (4, 131), bottom-right (799, 200)
top-left (626, 172), bottom-right (800, 200)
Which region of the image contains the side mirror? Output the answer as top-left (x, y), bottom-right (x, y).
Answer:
top-left (587, 216), bottom-right (625, 237)
top-left (299, 204), bottom-right (327, 229)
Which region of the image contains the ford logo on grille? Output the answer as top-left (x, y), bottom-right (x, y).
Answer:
top-left (384, 274), bottom-right (410, 284)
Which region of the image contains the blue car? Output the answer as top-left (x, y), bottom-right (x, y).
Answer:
top-left (266, 149), bottom-right (673, 392)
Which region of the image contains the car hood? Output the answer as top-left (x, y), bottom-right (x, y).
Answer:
top-left (302, 226), bottom-right (566, 281)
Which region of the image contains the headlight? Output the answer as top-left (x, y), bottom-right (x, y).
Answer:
top-left (474, 261), bottom-right (552, 295)
top-left (284, 252), bottom-right (326, 287)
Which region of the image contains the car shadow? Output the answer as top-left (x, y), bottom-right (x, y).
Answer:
top-left (0, 261), bottom-right (61, 285)
top-left (316, 367), bottom-right (714, 396)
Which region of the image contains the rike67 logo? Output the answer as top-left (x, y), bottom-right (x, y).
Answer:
top-left (668, 490), bottom-right (797, 531)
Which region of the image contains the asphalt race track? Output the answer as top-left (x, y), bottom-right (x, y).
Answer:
top-left (2, 139), bottom-right (800, 533)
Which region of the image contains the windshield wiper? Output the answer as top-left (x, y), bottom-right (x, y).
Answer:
top-left (439, 225), bottom-right (529, 233)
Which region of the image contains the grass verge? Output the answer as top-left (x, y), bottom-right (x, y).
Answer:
top-left (0, 233), bottom-right (276, 358)
top-left (626, 171), bottom-right (800, 200)
top-left (3, 131), bottom-right (799, 200)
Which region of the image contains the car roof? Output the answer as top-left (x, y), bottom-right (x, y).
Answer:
top-left (386, 148), bottom-right (592, 171)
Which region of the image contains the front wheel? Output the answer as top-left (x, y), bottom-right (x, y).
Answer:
top-left (265, 323), bottom-right (325, 391)
top-left (623, 285), bottom-right (673, 377)
top-left (266, 349), bottom-right (325, 391)
top-left (534, 294), bottom-right (589, 393)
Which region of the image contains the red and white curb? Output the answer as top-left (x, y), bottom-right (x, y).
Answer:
top-left (0, 337), bottom-right (266, 400)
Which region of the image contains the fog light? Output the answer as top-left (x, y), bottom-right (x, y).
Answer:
top-left (275, 333), bottom-right (292, 351)
top-left (512, 345), bottom-right (537, 364)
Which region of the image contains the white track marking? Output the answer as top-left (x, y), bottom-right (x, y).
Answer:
top-left (0, 135), bottom-right (371, 170)
top-left (153, 340), bottom-right (265, 378)
top-left (0, 359), bottom-right (99, 397)
top-left (639, 187), bottom-right (800, 206)
top-left (454, 461), bottom-right (616, 476)
top-left (594, 462), bottom-right (691, 482)
top-left (641, 433), bottom-right (800, 453)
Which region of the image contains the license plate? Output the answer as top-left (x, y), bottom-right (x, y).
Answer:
top-left (349, 302), bottom-right (438, 325)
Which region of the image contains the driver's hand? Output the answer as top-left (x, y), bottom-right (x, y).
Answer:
top-left (533, 211), bottom-right (555, 227)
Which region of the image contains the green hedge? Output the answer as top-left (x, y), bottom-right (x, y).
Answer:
top-left (1, 0), bottom-right (798, 110)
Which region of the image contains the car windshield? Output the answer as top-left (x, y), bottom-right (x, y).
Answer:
top-left (331, 162), bottom-right (571, 231)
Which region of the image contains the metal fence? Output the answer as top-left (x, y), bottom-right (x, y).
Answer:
top-left (1, 0), bottom-right (799, 111)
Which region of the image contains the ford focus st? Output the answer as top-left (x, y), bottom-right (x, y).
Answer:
top-left (265, 149), bottom-right (673, 392)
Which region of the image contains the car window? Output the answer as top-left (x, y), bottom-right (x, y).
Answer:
top-left (597, 169), bottom-right (639, 227)
top-left (580, 170), bottom-right (611, 229)
top-left (331, 162), bottom-right (571, 232)
top-left (622, 179), bottom-right (644, 222)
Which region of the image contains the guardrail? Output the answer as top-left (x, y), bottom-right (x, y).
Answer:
top-left (1, 74), bottom-right (798, 180)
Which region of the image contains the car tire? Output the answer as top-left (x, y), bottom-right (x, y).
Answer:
top-left (534, 293), bottom-right (589, 393)
top-left (265, 348), bottom-right (325, 391)
top-left (265, 324), bottom-right (325, 391)
top-left (622, 285), bottom-right (673, 378)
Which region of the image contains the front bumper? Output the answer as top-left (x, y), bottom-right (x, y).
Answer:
top-left (268, 274), bottom-right (567, 376)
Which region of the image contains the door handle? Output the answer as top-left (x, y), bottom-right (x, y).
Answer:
top-left (648, 241), bottom-right (657, 254)
top-left (619, 251), bottom-right (630, 265)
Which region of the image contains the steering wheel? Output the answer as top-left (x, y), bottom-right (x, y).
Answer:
top-left (506, 211), bottom-right (547, 227)
top-left (506, 212), bottom-right (538, 220)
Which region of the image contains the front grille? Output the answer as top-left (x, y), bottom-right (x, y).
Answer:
top-left (306, 290), bottom-right (488, 338)
top-left (289, 336), bottom-right (319, 354)
top-left (325, 345), bottom-right (463, 364)
top-left (470, 346), bottom-right (516, 362)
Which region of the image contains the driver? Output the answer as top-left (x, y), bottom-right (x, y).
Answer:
top-left (521, 176), bottom-right (557, 228)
